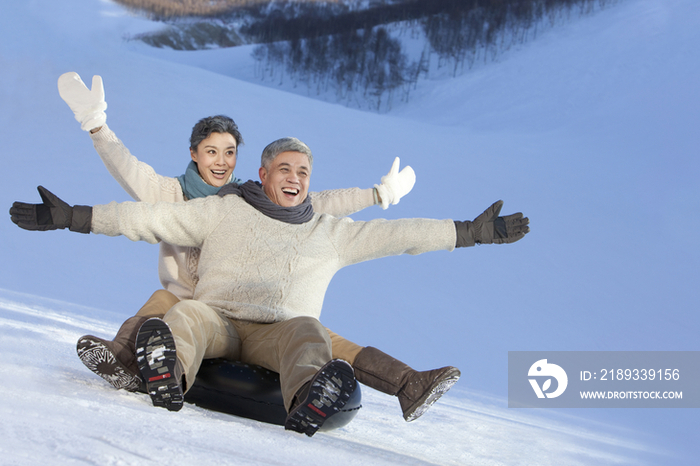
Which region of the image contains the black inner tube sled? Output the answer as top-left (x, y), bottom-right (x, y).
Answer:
top-left (184, 358), bottom-right (362, 431)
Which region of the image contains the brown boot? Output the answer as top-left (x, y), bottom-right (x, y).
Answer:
top-left (76, 315), bottom-right (155, 392)
top-left (352, 346), bottom-right (461, 422)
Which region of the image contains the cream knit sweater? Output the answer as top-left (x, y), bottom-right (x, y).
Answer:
top-left (92, 195), bottom-right (456, 323)
top-left (90, 125), bottom-right (377, 299)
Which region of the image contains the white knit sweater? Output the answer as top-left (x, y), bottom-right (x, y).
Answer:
top-left (90, 125), bottom-right (376, 299)
top-left (92, 195), bottom-right (456, 322)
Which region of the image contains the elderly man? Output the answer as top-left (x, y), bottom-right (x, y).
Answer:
top-left (10, 137), bottom-right (529, 436)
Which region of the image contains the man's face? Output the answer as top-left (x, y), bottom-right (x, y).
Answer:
top-left (259, 151), bottom-right (311, 207)
top-left (190, 132), bottom-right (238, 188)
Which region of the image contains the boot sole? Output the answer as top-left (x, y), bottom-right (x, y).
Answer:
top-left (404, 367), bottom-right (461, 422)
top-left (285, 360), bottom-right (356, 437)
top-left (76, 335), bottom-right (142, 392)
top-left (135, 319), bottom-right (184, 412)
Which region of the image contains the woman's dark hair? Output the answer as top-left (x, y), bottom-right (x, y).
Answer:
top-left (189, 115), bottom-right (243, 152)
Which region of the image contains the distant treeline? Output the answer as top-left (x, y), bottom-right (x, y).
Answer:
top-left (128, 0), bottom-right (618, 110)
top-left (253, 27), bottom-right (412, 111)
top-left (243, 0), bottom-right (592, 43)
top-left (250, 0), bottom-right (617, 110)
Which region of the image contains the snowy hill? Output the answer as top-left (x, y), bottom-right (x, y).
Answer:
top-left (1, 0), bottom-right (699, 464)
top-left (0, 288), bottom-right (660, 465)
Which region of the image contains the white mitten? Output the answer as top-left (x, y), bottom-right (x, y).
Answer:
top-left (57, 72), bottom-right (107, 131)
top-left (374, 157), bottom-right (416, 209)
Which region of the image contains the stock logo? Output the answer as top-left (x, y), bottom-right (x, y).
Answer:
top-left (528, 359), bottom-right (568, 399)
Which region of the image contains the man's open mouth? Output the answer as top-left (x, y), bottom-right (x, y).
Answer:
top-left (282, 188), bottom-right (299, 196)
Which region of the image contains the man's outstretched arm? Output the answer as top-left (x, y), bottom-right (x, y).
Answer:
top-left (10, 186), bottom-right (212, 247)
top-left (334, 200), bottom-right (530, 267)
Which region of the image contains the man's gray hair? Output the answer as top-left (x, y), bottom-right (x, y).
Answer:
top-left (260, 137), bottom-right (313, 170)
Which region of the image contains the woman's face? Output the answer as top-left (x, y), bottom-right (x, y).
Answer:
top-left (190, 132), bottom-right (238, 187)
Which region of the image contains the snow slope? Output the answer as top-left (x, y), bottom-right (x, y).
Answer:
top-left (0, 288), bottom-right (659, 465)
top-left (1, 0), bottom-right (698, 464)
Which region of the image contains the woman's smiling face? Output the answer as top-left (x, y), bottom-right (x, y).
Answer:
top-left (190, 132), bottom-right (238, 187)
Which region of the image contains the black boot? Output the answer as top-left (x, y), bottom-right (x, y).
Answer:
top-left (285, 359), bottom-right (355, 437)
top-left (76, 315), bottom-right (154, 392)
top-left (135, 318), bottom-right (185, 412)
top-left (352, 346), bottom-right (460, 422)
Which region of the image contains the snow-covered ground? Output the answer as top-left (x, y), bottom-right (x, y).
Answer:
top-left (1, 0), bottom-right (698, 464)
top-left (1, 288), bottom-right (654, 465)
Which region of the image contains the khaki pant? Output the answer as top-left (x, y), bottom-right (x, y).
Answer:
top-left (135, 289), bottom-right (364, 364)
top-left (163, 299), bottom-right (335, 410)
top-left (134, 289), bottom-right (180, 318)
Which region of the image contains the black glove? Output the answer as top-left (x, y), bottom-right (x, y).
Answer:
top-left (9, 186), bottom-right (92, 234)
top-left (454, 200), bottom-right (529, 247)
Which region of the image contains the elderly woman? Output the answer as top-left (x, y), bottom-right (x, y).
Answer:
top-left (56, 72), bottom-right (457, 424)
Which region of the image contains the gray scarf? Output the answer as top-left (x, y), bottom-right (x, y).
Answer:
top-left (218, 180), bottom-right (314, 224)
